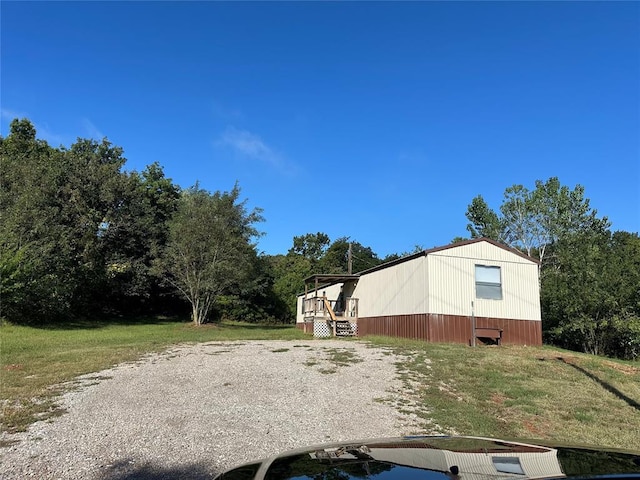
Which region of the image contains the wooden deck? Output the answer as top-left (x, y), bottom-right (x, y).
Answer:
top-left (303, 296), bottom-right (358, 337)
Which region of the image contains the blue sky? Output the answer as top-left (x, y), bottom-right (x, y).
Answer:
top-left (2, 1), bottom-right (638, 257)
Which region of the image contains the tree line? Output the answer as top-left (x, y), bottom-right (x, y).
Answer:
top-left (0, 119), bottom-right (384, 326)
top-left (2, 119), bottom-right (638, 358)
top-left (462, 180), bottom-right (639, 360)
top-left (0, 119), bottom-right (282, 325)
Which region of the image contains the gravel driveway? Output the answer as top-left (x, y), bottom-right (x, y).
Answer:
top-left (1, 340), bottom-right (433, 479)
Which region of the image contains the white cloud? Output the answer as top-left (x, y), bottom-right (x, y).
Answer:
top-left (216, 126), bottom-right (298, 175)
top-left (81, 118), bottom-right (105, 140)
top-left (1, 108), bottom-right (27, 122)
top-left (1, 108), bottom-right (67, 146)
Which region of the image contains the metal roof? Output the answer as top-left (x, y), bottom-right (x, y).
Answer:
top-left (298, 238), bottom-right (538, 295)
top-left (303, 274), bottom-right (360, 284)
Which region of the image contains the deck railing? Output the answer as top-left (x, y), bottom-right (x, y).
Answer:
top-left (303, 296), bottom-right (358, 320)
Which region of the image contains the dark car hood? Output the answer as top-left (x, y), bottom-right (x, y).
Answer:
top-left (215, 436), bottom-right (640, 480)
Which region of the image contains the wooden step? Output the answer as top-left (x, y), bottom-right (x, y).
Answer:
top-left (335, 321), bottom-right (355, 336)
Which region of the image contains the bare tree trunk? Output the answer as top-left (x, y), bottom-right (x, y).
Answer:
top-left (192, 299), bottom-right (200, 325)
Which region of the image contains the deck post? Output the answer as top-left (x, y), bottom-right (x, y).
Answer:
top-left (314, 278), bottom-right (319, 316)
top-left (471, 301), bottom-right (476, 347)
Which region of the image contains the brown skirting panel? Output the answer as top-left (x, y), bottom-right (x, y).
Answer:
top-left (357, 314), bottom-right (541, 346)
top-left (296, 322), bottom-right (314, 335)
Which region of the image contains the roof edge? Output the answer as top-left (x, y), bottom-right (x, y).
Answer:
top-left (357, 237), bottom-right (539, 277)
top-left (296, 238), bottom-right (540, 297)
top-left (425, 237), bottom-right (540, 265)
top-left (303, 274), bottom-right (360, 284)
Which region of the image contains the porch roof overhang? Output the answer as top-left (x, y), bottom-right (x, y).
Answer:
top-left (303, 274), bottom-right (360, 284)
top-left (303, 274), bottom-right (360, 293)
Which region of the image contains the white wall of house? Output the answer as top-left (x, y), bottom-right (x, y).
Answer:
top-left (441, 449), bottom-right (562, 478)
top-left (427, 242), bottom-right (540, 321)
top-left (368, 447), bottom-right (562, 478)
top-left (296, 240), bottom-right (541, 323)
top-left (351, 255), bottom-right (428, 317)
top-left (296, 296), bottom-right (304, 323)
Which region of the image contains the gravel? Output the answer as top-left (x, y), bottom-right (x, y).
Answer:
top-left (0, 340), bottom-right (433, 480)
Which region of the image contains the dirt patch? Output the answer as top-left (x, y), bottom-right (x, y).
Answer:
top-left (491, 393), bottom-right (507, 405)
top-left (603, 361), bottom-right (640, 375)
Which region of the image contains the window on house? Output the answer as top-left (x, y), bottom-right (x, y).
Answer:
top-left (475, 265), bottom-right (502, 300)
top-left (492, 457), bottom-right (525, 475)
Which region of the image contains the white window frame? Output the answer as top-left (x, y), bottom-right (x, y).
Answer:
top-left (492, 457), bottom-right (525, 475)
top-left (475, 265), bottom-right (502, 300)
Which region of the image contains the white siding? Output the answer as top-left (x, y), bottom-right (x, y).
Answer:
top-left (427, 242), bottom-right (540, 321)
top-left (368, 448), bottom-right (448, 470)
top-left (352, 256), bottom-right (428, 317)
top-left (442, 450), bottom-right (563, 478)
top-left (296, 240), bottom-right (541, 323)
top-left (364, 445), bottom-right (562, 478)
top-left (296, 296), bottom-right (304, 324)
top-left (434, 241), bottom-right (536, 263)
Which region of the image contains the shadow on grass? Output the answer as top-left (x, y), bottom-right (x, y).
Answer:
top-left (221, 322), bottom-right (296, 330)
top-left (28, 317), bottom-right (296, 332)
top-left (557, 357), bottom-right (640, 412)
top-left (99, 459), bottom-right (216, 480)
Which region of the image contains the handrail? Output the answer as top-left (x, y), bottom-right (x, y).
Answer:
top-left (323, 297), bottom-right (337, 321)
top-left (303, 295), bottom-right (358, 319)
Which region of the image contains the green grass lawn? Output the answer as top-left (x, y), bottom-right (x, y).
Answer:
top-left (2, 319), bottom-right (639, 452)
top-left (366, 336), bottom-right (640, 451)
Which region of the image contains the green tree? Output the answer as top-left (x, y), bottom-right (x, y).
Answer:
top-left (271, 232), bottom-right (333, 322)
top-left (101, 162), bottom-right (180, 311)
top-left (270, 252), bottom-right (313, 321)
top-left (269, 234), bottom-right (383, 321)
top-left (319, 237), bottom-right (382, 274)
top-left (542, 230), bottom-right (640, 359)
top-left (159, 183), bottom-right (263, 325)
top-left (1, 119), bottom-right (79, 321)
top-left (500, 184), bottom-right (539, 256)
top-left (1, 118), bottom-right (181, 322)
top-left (219, 253), bottom-right (289, 323)
top-left (291, 232), bottom-right (330, 264)
top-left (450, 236), bottom-right (468, 244)
top-left (465, 178), bottom-right (609, 273)
top-left (55, 137), bottom-right (130, 311)
top-left (465, 195), bottom-right (505, 241)
top-left (500, 178), bottom-right (609, 271)
top-left (382, 244), bottom-right (425, 262)
top-left (461, 177), bottom-right (636, 358)
top-left (1, 121), bottom-right (41, 319)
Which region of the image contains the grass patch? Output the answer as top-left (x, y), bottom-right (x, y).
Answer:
top-left (206, 349), bottom-right (234, 355)
top-left (365, 336), bottom-right (640, 450)
top-left (323, 347), bottom-right (363, 367)
top-left (0, 318), bottom-right (307, 433)
top-left (301, 347), bottom-right (363, 375)
top-left (271, 348), bottom-right (290, 353)
top-left (318, 367), bottom-right (337, 374)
